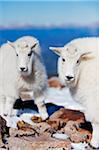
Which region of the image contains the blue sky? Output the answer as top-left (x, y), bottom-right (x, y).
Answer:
top-left (0, 1), bottom-right (99, 27)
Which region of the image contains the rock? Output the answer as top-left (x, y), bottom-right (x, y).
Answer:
top-left (17, 120), bottom-right (54, 137)
top-left (48, 108), bottom-right (85, 129)
top-left (49, 108), bottom-right (85, 122)
top-left (78, 128), bottom-right (92, 143)
top-left (31, 116), bottom-right (42, 123)
top-left (8, 135), bottom-right (71, 150)
top-left (8, 108), bottom-right (93, 149)
top-left (47, 120), bottom-right (59, 131)
top-left (47, 108), bottom-right (92, 145)
top-left (0, 116), bottom-right (7, 146)
top-left (9, 127), bottom-right (38, 138)
top-left (63, 121), bottom-right (78, 135)
top-left (48, 77), bottom-right (64, 88)
top-left (34, 122), bottom-right (52, 135)
top-left (17, 120), bottom-right (34, 131)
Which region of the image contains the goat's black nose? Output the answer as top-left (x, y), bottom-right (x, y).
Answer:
top-left (20, 67), bottom-right (26, 71)
top-left (66, 76), bottom-right (74, 81)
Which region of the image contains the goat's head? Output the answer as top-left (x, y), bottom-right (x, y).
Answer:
top-left (8, 40), bottom-right (39, 76)
top-left (50, 43), bottom-right (92, 87)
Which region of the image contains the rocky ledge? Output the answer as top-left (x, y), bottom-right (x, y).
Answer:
top-left (0, 108), bottom-right (94, 150)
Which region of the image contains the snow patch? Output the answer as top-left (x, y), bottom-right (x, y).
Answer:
top-left (71, 142), bottom-right (88, 150)
top-left (46, 87), bottom-right (84, 111)
top-left (3, 116), bottom-right (21, 128)
top-left (52, 133), bottom-right (69, 140)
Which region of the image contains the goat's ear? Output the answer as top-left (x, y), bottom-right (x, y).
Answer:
top-left (31, 41), bottom-right (39, 50)
top-left (81, 51), bottom-right (92, 57)
top-left (80, 50), bottom-right (93, 61)
top-left (7, 41), bottom-right (15, 49)
top-left (49, 47), bottom-right (63, 56)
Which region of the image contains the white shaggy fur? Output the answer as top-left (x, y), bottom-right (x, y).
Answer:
top-left (0, 36), bottom-right (48, 120)
top-left (50, 37), bottom-right (99, 148)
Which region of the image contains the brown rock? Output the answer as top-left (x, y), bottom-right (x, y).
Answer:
top-left (47, 120), bottom-right (59, 131)
top-left (8, 135), bottom-right (71, 150)
top-left (48, 108), bottom-right (92, 144)
top-left (17, 120), bottom-right (34, 131)
top-left (61, 120), bottom-right (91, 143)
top-left (17, 120), bottom-right (53, 137)
top-left (31, 116), bottom-right (42, 123)
top-left (9, 127), bottom-right (38, 138)
top-left (78, 128), bottom-right (92, 143)
top-left (63, 121), bottom-right (78, 135)
top-left (0, 116), bottom-right (7, 146)
top-left (8, 108), bottom-right (93, 149)
top-left (35, 122), bottom-right (52, 135)
top-left (48, 77), bottom-right (64, 88)
top-left (48, 108), bottom-right (85, 128)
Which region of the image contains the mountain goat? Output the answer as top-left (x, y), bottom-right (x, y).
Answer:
top-left (0, 36), bottom-right (48, 120)
top-left (50, 37), bottom-right (99, 148)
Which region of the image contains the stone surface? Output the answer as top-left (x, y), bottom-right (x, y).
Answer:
top-left (63, 121), bottom-right (92, 143)
top-left (7, 108), bottom-right (93, 150)
top-left (48, 108), bottom-right (85, 130)
top-left (0, 116), bottom-right (7, 147)
top-left (31, 116), bottom-right (42, 123)
top-left (8, 135), bottom-right (71, 150)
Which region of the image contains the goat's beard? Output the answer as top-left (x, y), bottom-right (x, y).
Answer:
top-left (20, 71), bottom-right (31, 77)
top-left (67, 78), bottom-right (77, 88)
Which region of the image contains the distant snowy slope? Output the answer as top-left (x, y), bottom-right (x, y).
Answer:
top-left (46, 87), bottom-right (84, 111)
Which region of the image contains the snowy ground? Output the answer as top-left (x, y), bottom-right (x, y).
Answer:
top-left (46, 87), bottom-right (84, 111)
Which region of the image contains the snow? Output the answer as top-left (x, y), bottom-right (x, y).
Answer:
top-left (3, 115), bottom-right (21, 128)
top-left (3, 111), bottom-right (40, 128)
top-left (71, 142), bottom-right (88, 150)
top-left (46, 87), bottom-right (84, 111)
top-left (20, 113), bottom-right (40, 125)
top-left (52, 133), bottom-right (69, 140)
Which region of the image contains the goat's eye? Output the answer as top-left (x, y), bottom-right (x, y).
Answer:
top-left (77, 59), bottom-right (80, 64)
top-left (28, 51), bottom-right (32, 57)
top-left (62, 58), bottom-right (65, 62)
top-left (16, 54), bottom-right (18, 57)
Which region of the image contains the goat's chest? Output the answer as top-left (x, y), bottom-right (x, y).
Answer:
top-left (17, 77), bottom-right (34, 92)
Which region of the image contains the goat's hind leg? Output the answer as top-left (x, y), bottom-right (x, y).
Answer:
top-left (0, 95), bottom-right (6, 116)
top-left (90, 122), bottom-right (99, 148)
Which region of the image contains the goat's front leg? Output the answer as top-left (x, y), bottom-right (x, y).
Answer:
top-left (34, 95), bottom-right (48, 120)
top-left (5, 96), bottom-right (17, 117)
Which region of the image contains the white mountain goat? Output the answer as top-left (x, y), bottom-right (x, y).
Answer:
top-left (0, 36), bottom-right (48, 120)
top-left (50, 37), bottom-right (99, 148)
